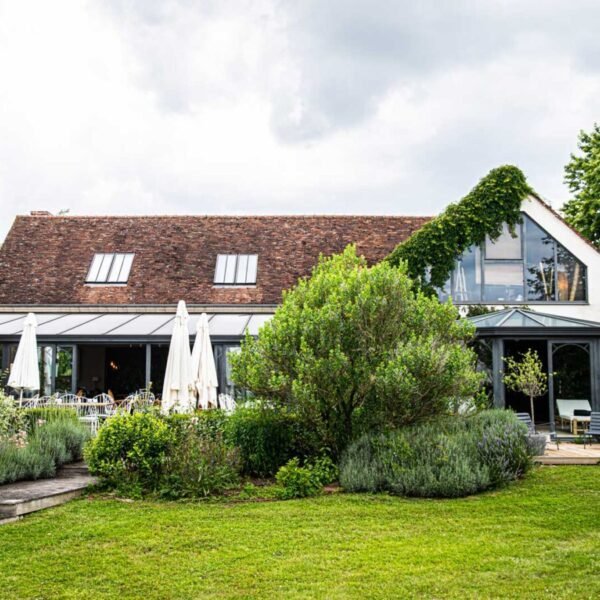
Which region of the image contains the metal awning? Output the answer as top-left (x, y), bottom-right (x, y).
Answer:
top-left (0, 312), bottom-right (274, 341)
top-left (467, 308), bottom-right (600, 337)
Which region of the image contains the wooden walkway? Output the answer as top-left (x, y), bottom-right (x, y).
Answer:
top-left (536, 443), bottom-right (600, 465)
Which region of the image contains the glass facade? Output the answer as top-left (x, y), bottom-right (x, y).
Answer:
top-left (442, 215), bottom-right (587, 303)
top-left (55, 346), bottom-right (74, 393)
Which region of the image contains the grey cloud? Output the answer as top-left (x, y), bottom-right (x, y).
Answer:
top-left (269, 0), bottom-right (600, 141)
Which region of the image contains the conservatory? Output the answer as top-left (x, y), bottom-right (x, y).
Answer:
top-left (0, 312), bottom-right (273, 399)
top-left (468, 308), bottom-right (600, 437)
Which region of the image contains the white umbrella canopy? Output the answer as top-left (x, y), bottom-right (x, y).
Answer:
top-left (191, 313), bottom-right (218, 410)
top-left (161, 301), bottom-right (195, 414)
top-left (8, 313), bottom-right (40, 399)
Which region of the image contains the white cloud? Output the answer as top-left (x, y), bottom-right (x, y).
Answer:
top-left (0, 0), bottom-right (599, 243)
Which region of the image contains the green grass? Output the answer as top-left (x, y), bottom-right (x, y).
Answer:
top-left (0, 467), bottom-right (599, 599)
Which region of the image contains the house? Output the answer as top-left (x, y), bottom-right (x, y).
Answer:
top-left (0, 194), bottom-right (598, 436)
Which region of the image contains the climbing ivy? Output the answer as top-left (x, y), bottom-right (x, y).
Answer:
top-left (386, 165), bottom-right (534, 294)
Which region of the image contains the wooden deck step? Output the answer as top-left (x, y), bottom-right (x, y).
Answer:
top-left (535, 442), bottom-right (600, 466)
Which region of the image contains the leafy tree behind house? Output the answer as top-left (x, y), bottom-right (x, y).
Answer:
top-left (563, 123), bottom-right (600, 248)
top-left (503, 349), bottom-right (548, 428)
top-left (231, 246), bottom-right (482, 457)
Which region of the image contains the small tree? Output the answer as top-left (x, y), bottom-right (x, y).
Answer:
top-left (231, 245), bottom-right (482, 457)
top-left (503, 350), bottom-right (547, 429)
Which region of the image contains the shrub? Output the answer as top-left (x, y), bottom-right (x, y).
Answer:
top-left (275, 453), bottom-right (338, 500)
top-left (225, 407), bottom-right (319, 477)
top-left (468, 410), bottom-right (531, 485)
top-left (310, 453), bottom-right (338, 486)
top-left (0, 420), bottom-right (90, 485)
top-left (0, 391), bottom-right (24, 439)
top-left (275, 458), bottom-right (323, 499)
top-left (231, 246), bottom-right (482, 457)
top-left (167, 410), bottom-right (229, 443)
top-left (0, 440), bottom-right (55, 483)
top-left (85, 412), bottom-right (174, 493)
top-left (340, 410), bottom-right (532, 498)
top-left (22, 406), bottom-right (79, 433)
top-left (161, 425), bottom-right (240, 499)
top-left (86, 412), bottom-right (243, 498)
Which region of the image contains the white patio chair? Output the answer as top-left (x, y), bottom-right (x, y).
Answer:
top-left (93, 393), bottom-right (117, 419)
top-left (77, 399), bottom-right (100, 434)
top-left (58, 393), bottom-right (81, 406)
top-left (20, 396), bottom-right (39, 409)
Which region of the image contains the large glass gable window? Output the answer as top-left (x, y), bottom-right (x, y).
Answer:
top-left (86, 253), bottom-right (134, 284)
top-left (443, 215), bottom-right (587, 303)
top-left (214, 254), bottom-right (258, 285)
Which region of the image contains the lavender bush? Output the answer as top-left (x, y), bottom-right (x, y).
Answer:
top-left (340, 410), bottom-right (533, 498)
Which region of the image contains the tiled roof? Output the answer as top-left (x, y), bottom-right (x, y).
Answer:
top-left (0, 214), bottom-right (430, 306)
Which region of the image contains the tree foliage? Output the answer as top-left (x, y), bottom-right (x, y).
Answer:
top-left (563, 123), bottom-right (600, 248)
top-left (386, 165), bottom-right (533, 294)
top-left (503, 349), bottom-right (547, 427)
top-left (231, 246), bottom-right (482, 456)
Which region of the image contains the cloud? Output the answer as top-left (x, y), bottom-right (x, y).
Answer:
top-left (0, 0), bottom-right (599, 244)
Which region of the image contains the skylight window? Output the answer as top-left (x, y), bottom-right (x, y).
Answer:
top-left (86, 253), bottom-right (134, 284)
top-left (214, 254), bottom-right (258, 285)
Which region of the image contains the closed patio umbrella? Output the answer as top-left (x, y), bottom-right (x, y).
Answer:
top-left (8, 313), bottom-right (40, 402)
top-left (161, 301), bottom-right (194, 414)
top-left (191, 313), bottom-right (218, 410)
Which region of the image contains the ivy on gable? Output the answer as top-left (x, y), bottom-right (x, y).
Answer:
top-left (386, 165), bottom-right (534, 294)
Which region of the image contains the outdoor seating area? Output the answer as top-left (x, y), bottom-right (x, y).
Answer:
top-left (17, 390), bottom-right (155, 434)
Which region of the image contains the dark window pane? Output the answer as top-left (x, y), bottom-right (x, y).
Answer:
top-left (451, 245), bottom-right (481, 302)
top-left (55, 346), bottom-right (73, 393)
top-left (524, 216), bottom-right (555, 301)
top-left (557, 244), bottom-right (586, 301)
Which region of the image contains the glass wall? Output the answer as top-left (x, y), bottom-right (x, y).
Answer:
top-left (214, 344), bottom-right (245, 401)
top-left (38, 345), bottom-right (53, 395)
top-left (55, 346), bottom-right (74, 393)
top-left (441, 215), bottom-right (587, 303)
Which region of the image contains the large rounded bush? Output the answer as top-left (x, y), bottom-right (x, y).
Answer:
top-left (85, 412), bottom-right (174, 492)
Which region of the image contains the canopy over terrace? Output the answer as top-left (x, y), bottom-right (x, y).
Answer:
top-left (467, 308), bottom-right (600, 435)
top-left (0, 311), bottom-right (273, 398)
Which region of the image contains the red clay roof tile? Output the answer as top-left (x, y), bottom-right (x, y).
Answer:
top-left (0, 215), bottom-right (430, 306)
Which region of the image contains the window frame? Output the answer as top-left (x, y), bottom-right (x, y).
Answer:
top-left (446, 215), bottom-right (588, 305)
top-left (85, 253), bottom-right (135, 284)
top-left (213, 254), bottom-right (258, 286)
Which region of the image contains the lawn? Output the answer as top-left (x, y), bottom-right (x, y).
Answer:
top-left (0, 467), bottom-right (599, 599)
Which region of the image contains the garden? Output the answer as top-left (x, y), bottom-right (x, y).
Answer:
top-left (0, 166), bottom-right (598, 598)
top-left (1, 204), bottom-right (549, 500)
top-left (79, 236), bottom-right (543, 502)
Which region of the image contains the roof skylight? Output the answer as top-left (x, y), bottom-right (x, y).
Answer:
top-left (214, 254), bottom-right (258, 285)
top-left (86, 253), bottom-right (134, 284)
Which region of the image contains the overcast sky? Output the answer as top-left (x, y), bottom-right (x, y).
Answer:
top-left (1, 0), bottom-right (599, 243)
